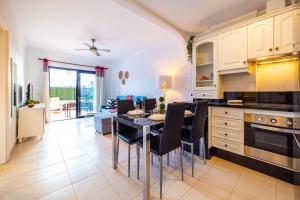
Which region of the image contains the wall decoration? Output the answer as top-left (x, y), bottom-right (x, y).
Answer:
top-left (124, 71), bottom-right (129, 79)
top-left (118, 70), bottom-right (129, 85)
top-left (118, 71), bottom-right (123, 79)
top-left (10, 58), bottom-right (18, 118)
top-left (187, 35), bottom-right (195, 63)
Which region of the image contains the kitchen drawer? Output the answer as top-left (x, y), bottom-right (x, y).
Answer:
top-left (212, 107), bottom-right (244, 120)
top-left (212, 126), bottom-right (243, 143)
top-left (212, 117), bottom-right (244, 131)
top-left (212, 137), bottom-right (244, 155)
top-left (193, 90), bottom-right (217, 99)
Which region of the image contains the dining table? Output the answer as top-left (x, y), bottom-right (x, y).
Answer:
top-left (111, 112), bottom-right (194, 200)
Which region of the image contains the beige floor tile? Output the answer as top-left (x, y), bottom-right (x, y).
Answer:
top-left (38, 186), bottom-right (76, 200)
top-left (180, 188), bottom-right (211, 200)
top-left (277, 180), bottom-right (300, 200)
top-left (0, 172), bottom-right (34, 196)
top-left (32, 172), bottom-right (71, 199)
top-left (193, 179), bottom-right (231, 200)
top-left (0, 185), bottom-right (32, 200)
top-left (73, 172), bottom-right (110, 200)
top-left (68, 162), bottom-right (98, 183)
top-left (87, 187), bottom-right (122, 200)
top-left (65, 155), bottom-right (93, 170)
top-left (0, 163), bottom-right (35, 181)
top-left (229, 168), bottom-right (276, 200)
top-left (112, 178), bottom-right (142, 200)
top-left (34, 163), bottom-right (66, 182)
top-left (199, 165), bottom-right (240, 192)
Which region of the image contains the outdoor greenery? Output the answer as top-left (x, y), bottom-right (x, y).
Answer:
top-left (50, 87), bottom-right (95, 101)
top-left (50, 87), bottom-right (76, 101)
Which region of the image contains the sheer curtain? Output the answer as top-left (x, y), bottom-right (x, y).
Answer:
top-left (43, 58), bottom-right (50, 123)
top-left (95, 66), bottom-right (105, 112)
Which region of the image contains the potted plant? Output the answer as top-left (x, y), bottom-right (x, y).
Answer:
top-left (158, 96), bottom-right (165, 114)
top-left (25, 99), bottom-right (39, 108)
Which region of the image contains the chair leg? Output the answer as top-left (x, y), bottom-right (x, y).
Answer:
top-left (191, 143), bottom-right (194, 177)
top-left (159, 156), bottom-right (163, 199)
top-left (180, 147), bottom-right (184, 181)
top-left (167, 153), bottom-right (170, 166)
top-left (151, 153), bottom-right (154, 166)
top-left (128, 144), bottom-right (131, 177)
top-left (117, 138), bottom-right (120, 163)
top-left (201, 137), bottom-right (206, 164)
top-left (136, 145), bottom-right (140, 180)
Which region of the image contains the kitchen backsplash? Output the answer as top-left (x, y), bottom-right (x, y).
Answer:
top-left (224, 91), bottom-right (300, 105)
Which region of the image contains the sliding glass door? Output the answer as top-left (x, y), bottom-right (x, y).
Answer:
top-left (78, 72), bottom-right (96, 117)
top-left (49, 67), bottom-right (96, 121)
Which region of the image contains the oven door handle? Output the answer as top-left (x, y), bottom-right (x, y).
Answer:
top-left (250, 123), bottom-right (294, 134)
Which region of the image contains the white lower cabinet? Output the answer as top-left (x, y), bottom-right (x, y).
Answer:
top-left (211, 107), bottom-right (244, 155)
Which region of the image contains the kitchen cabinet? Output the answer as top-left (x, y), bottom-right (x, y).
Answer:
top-left (248, 17), bottom-right (274, 59)
top-left (218, 26), bottom-right (248, 73)
top-left (274, 11), bottom-right (294, 54)
top-left (211, 107), bottom-right (244, 155)
top-left (294, 9), bottom-right (300, 52)
top-left (192, 36), bottom-right (220, 99)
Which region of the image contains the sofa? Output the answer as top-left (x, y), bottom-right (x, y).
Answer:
top-left (94, 95), bottom-right (146, 134)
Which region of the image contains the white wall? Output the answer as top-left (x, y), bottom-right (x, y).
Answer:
top-left (24, 46), bottom-right (111, 102)
top-left (0, 0), bottom-right (26, 163)
top-left (109, 38), bottom-right (192, 103)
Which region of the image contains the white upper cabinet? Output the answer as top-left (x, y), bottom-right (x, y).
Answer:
top-left (218, 26), bottom-right (247, 72)
top-left (294, 9), bottom-right (300, 51)
top-left (274, 11), bottom-right (294, 54)
top-left (248, 18), bottom-right (274, 59)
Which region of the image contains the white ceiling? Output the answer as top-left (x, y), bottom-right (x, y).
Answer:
top-left (7, 0), bottom-right (269, 61)
top-left (133, 0), bottom-right (268, 33)
top-left (7, 0), bottom-right (180, 60)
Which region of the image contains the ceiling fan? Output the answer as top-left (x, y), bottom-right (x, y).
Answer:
top-left (75, 38), bottom-right (111, 56)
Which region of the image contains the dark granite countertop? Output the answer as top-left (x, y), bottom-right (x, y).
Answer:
top-left (208, 102), bottom-right (300, 112)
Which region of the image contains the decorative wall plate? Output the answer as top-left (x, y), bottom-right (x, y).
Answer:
top-left (118, 71), bottom-right (123, 79)
top-left (124, 71), bottom-right (129, 79)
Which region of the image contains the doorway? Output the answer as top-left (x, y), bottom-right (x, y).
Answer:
top-left (49, 67), bottom-right (96, 121)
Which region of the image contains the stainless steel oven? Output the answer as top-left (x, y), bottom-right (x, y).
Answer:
top-left (244, 113), bottom-right (300, 171)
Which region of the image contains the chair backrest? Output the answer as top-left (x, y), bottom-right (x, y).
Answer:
top-left (159, 103), bottom-right (185, 155)
top-left (143, 98), bottom-right (156, 112)
top-left (191, 101), bottom-right (208, 141)
top-left (117, 100), bottom-right (134, 115)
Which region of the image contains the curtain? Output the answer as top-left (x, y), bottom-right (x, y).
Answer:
top-left (95, 66), bottom-right (105, 112)
top-left (43, 58), bottom-right (50, 123)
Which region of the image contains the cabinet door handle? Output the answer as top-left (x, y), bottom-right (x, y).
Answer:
top-left (225, 133), bottom-right (228, 136)
top-left (269, 48), bottom-right (272, 52)
top-left (224, 122), bottom-right (227, 125)
top-left (293, 43), bottom-right (296, 48)
top-left (225, 144), bottom-right (228, 147)
top-left (243, 61), bottom-right (247, 64)
top-left (275, 47), bottom-right (279, 51)
top-left (225, 111), bottom-right (228, 114)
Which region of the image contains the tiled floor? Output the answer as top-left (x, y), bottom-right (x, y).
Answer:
top-left (0, 118), bottom-right (299, 200)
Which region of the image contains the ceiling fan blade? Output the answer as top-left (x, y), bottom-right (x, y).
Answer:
top-left (95, 51), bottom-right (101, 56)
top-left (75, 49), bottom-right (90, 51)
top-left (98, 49), bottom-right (111, 52)
top-left (83, 42), bottom-right (92, 48)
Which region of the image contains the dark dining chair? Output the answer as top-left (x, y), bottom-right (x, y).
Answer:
top-left (117, 100), bottom-right (143, 177)
top-left (143, 98), bottom-right (157, 112)
top-left (181, 100), bottom-right (208, 177)
top-left (136, 103), bottom-right (185, 199)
